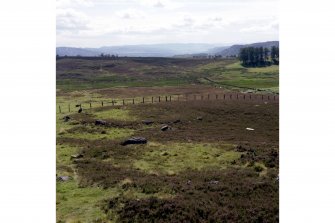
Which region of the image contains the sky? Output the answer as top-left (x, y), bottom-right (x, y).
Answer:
top-left (56, 0), bottom-right (279, 47)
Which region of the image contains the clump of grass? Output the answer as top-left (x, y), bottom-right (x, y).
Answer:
top-left (133, 142), bottom-right (242, 174)
top-left (93, 107), bottom-right (138, 121)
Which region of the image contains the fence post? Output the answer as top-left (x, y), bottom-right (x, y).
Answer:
top-left (230, 94), bottom-right (232, 99)
top-left (152, 97), bottom-right (154, 103)
top-left (142, 97), bottom-right (145, 103)
top-left (59, 105), bottom-right (61, 113)
top-left (262, 95), bottom-right (264, 100)
top-left (159, 96), bottom-right (160, 102)
top-left (123, 99), bottom-right (125, 105)
top-left (244, 95), bottom-right (245, 100)
top-left (249, 94), bottom-right (251, 99)
top-left (101, 101), bottom-right (104, 107)
top-left (133, 98), bottom-right (135, 104)
top-left (169, 96), bottom-right (171, 101)
top-left (90, 102), bottom-right (92, 109)
top-left (268, 95), bottom-right (270, 100)
top-left (68, 104), bottom-right (70, 112)
top-left (216, 94), bottom-right (218, 100)
top-left (178, 95), bottom-right (179, 101)
top-left (112, 100), bottom-right (114, 106)
top-left (224, 94), bottom-right (225, 99)
top-left (237, 94), bottom-right (239, 99)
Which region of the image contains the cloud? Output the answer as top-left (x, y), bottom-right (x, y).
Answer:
top-left (57, 8), bottom-right (90, 31)
top-left (240, 20), bottom-right (279, 33)
top-left (116, 9), bottom-right (146, 19)
top-left (137, 0), bottom-right (181, 9)
top-left (56, 0), bottom-right (93, 8)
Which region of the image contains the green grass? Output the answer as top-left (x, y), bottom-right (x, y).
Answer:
top-left (59, 126), bottom-right (135, 140)
top-left (133, 142), bottom-right (242, 174)
top-left (93, 108), bottom-right (137, 121)
top-left (57, 180), bottom-right (118, 223)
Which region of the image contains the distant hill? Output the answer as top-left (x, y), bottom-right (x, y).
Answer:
top-left (213, 41), bottom-right (279, 57)
top-left (56, 43), bottom-right (222, 57)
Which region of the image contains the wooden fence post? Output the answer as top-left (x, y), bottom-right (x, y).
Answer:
top-left (169, 96), bottom-right (171, 101)
top-left (178, 95), bottom-right (179, 101)
top-left (112, 100), bottom-right (114, 106)
top-left (133, 98), bottom-right (135, 104)
top-left (208, 94), bottom-right (210, 100)
top-left (59, 105), bottom-right (61, 113)
top-left (123, 99), bottom-right (125, 105)
top-left (142, 97), bottom-right (144, 103)
top-left (68, 104), bottom-right (70, 112)
top-left (230, 94), bottom-right (232, 99)
top-left (249, 94), bottom-right (251, 99)
top-left (159, 96), bottom-right (160, 102)
top-left (152, 97), bottom-right (154, 103)
top-left (101, 101), bottom-right (104, 107)
top-left (90, 102), bottom-right (92, 109)
top-left (262, 95), bottom-right (264, 100)
top-left (244, 95), bottom-right (246, 100)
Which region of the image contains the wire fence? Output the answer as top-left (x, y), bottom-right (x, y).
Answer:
top-left (57, 92), bottom-right (279, 114)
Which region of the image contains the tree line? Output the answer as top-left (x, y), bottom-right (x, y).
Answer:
top-left (239, 46), bottom-right (279, 67)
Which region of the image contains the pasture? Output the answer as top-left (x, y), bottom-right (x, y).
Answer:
top-left (56, 57), bottom-right (279, 223)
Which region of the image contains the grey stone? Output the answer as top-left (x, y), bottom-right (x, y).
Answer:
top-left (121, 137), bottom-right (147, 146)
top-left (161, 125), bottom-right (169, 131)
top-left (95, 120), bottom-right (107, 125)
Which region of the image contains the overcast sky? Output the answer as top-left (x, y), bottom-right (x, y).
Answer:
top-left (56, 0), bottom-right (279, 47)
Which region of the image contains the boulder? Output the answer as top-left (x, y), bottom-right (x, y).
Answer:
top-left (57, 176), bottom-right (70, 182)
top-left (142, 120), bottom-right (154, 125)
top-left (173, 119), bottom-right (181, 124)
top-left (196, 116), bottom-right (203, 121)
top-left (70, 154), bottom-right (83, 159)
top-left (121, 137), bottom-right (147, 146)
top-left (95, 120), bottom-right (107, 125)
top-left (63, 116), bottom-right (71, 122)
top-left (78, 108), bottom-right (83, 113)
top-left (161, 125), bottom-right (169, 131)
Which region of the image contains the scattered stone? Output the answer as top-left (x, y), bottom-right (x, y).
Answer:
top-left (209, 180), bottom-right (219, 185)
top-left (70, 154), bottom-right (83, 159)
top-left (246, 128), bottom-right (254, 131)
top-left (173, 119), bottom-right (181, 124)
top-left (161, 125), bottom-right (169, 131)
top-left (75, 104), bottom-right (81, 107)
top-left (95, 120), bottom-right (107, 125)
top-left (63, 116), bottom-right (71, 122)
top-left (101, 130), bottom-right (107, 134)
top-left (121, 137), bottom-right (147, 146)
top-left (197, 116), bottom-right (203, 121)
top-left (78, 108), bottom-right (83, 113)
top-left (167, 170), bottom-right (175, 176)
top-left (57, 176), bottom-right (70, 182)
top-left (142, 120), bottom-right (154, 125)
top-left (161, 151), bottom-right (169, 156)
top-left (187, 180), bottom-right (191, 185)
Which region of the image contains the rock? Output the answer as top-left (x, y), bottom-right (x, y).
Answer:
top-left (161, 151), bottom-right (169, 156)
top-left (78, 108), bottom-right (83, 113)
top-left (209, 180), bottom-right (219, 185)
top-left (196, 116), bottom-right (203, 121)
top-left (63, 116), bottom-right (70, 122)
top-left (75, 104), bottom-right (81, 107)
top-left (246, 128), bottom-right (254, 131)
top-left (161, 125), bottom-right (169, 131)
top-left (142, 120), bottom-right (154, 125)
top-left (121, 137), bottom-right (147, 146)
top-left (95, 120), bottom-right (107, 125)
top-left (187, 180), bottom-right (191, 185)
top-left (101, 130), bottom-right (107, 134)
top-left (57, 176), bottom-right (70, 182)
top-left (173, 119), bottom-right (181, 124)
top-left (71, 154), bottom-right (83, 159)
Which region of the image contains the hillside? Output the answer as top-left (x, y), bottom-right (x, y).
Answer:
top-left (214, 41), bottom-right (279, 57)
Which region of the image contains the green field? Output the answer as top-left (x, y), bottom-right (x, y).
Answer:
top-left (56, 57), bottom-right (279, 222)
